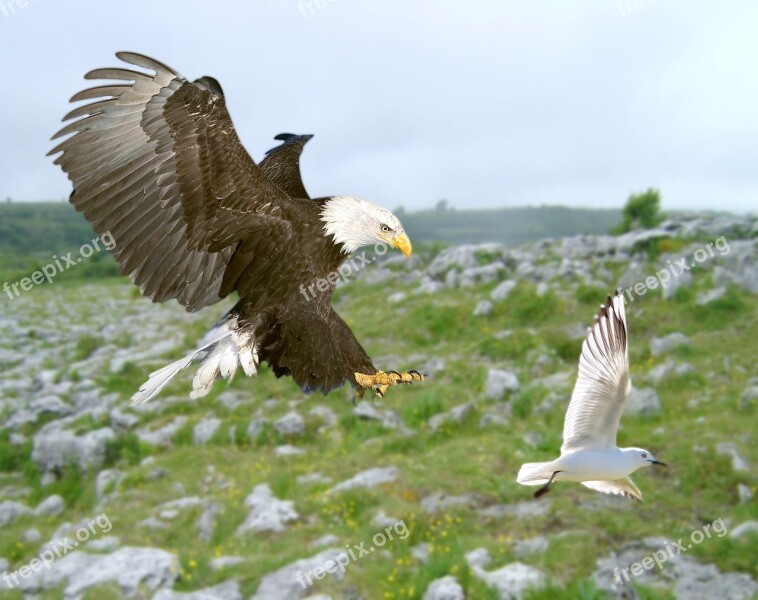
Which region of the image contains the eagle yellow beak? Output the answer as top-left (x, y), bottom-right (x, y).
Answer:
top-left (390, 232), bottom-right (412, 257)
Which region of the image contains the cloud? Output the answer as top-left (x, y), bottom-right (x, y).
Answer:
top-left (1, 0), bottom-right (756, 212)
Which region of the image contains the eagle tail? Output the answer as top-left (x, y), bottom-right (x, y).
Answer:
top-left (130, 317), bottom-right (257, 405)
top-left (130, 350), bottom-right (206, 405)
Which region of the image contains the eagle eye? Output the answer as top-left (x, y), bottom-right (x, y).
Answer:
top-left (380, 224), bottom-right (392, 233)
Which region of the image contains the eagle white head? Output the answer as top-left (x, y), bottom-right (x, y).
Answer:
top-left (320, 195), bottom-right (412, 256)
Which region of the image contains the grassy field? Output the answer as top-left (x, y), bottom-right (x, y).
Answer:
top-left (0, 238), bottom-right (756, 598)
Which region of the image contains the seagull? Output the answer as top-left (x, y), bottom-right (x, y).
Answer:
top-left (517, 290), bottom-right (667, 501)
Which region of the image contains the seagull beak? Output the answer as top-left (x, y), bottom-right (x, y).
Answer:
top-left (390, 233), bottom-right (412, 257)
top-left (648, 460), bottom-right (667, 467)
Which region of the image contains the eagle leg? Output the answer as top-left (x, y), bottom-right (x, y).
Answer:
top-left (354, 370), bottom-right (425, 397)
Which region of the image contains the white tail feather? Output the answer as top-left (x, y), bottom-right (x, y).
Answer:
top-left (237, 332), bottom-right (258, 376)
top-left (218, 343), bottom-right (239, 379)
top-left (130, 317), bottom-right (257, 405)
top-left (129, 351), bottom-right (204, 405)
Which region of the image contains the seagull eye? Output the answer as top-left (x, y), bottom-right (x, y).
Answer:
top-left (380, 224), bottom-right (391, 233)
top-left (641, 453), bottom-right (647, 458)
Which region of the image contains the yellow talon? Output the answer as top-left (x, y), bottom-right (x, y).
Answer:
top-left (354, 370), bottom-right (425, 396)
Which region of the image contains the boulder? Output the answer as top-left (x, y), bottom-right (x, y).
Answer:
top-left (696, 286), bottom-right (726, 305)
top-left (274, 411), bottom-right (305, 437)
top-left (593, 536), bottom-right (757, 600)
top-left (210, 556), bottom-right (245, 571)
top-left (415, 278), bottom-right (445, 294)
top-left (624, 387), bottom-right (661, 417)
top-left (485, 369), bottom-right (520, 399)
top-left (473, 300), bottom-right (494, 316)
top-left (30, 395), bottom-right (72, 417)
top-left (5, 546), bottom-right (178, 597)
top-left (196, 502), bottom-right (222, 543)
top-left (329, 467), bottom-right (399, 493)
top-left (731, 521), bottom-right (758, 539)
top-left (236, 484), bottom-right (298, 535)
top-left (421, 492), bottom-right (484, 513)
top-left (427, 244), bottom-right (505, 277)
top-left (650, 333), bottom-right (690, 357)
top-left (465, 549), bottom-right (547, 600)
top-left (459, 264), bottom-right (504, 287)
top-left (423, 575), bottom-right (465, 600)
top-left (0, 501), bottom-right (33, 526)
top-left (250, 548), bottom-right (347, 599)
top-left (309, 406), bottom-right (337, 428)
top-left (193, 418), bottom-right (221, 445)
top-left (491, 280), bottom-right (517, 302)
top-left (428, 402), bottom-right (474, 431)
top-left (247, 418), bottom-right (269, 439)
top-left (716, 442), bottom-right (750, 472)
top-left (35, 494), bottom-right (65, 517)
top-left (96, 469), bottom-right (123, 501)
top-left (154, 579), bottom-right (242, 600)
top-left (137, 416), bottom-right (188, 447)
top-left (275, 445), bottom-right (305, 456)
top-left (513, 536), bottom-right (549, 558)
top-left (32, 425), bottom-right (116, 472)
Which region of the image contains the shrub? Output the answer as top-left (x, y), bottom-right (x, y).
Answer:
top-left (613, 188), bottom-right (663, 233)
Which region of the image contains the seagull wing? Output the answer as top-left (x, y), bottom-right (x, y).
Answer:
top-left (561, 291), bottom-right (630, 452)
top-left (581, 478), bottom-right (642, 502)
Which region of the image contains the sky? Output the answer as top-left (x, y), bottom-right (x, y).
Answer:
top-left (1, 0), bottom-right (757, 212)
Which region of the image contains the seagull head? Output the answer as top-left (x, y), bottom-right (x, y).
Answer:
top-left (626, 448), bottom-right (667, 469)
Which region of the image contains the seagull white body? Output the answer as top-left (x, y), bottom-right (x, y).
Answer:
top-left (517, 291), bottom-right (666, 501)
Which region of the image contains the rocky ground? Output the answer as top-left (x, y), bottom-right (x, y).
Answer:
top-left (0, 212), bottom-right (756, 599)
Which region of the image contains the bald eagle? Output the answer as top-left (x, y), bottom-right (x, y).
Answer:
top-left (49, 52), bottom-right (424, 403)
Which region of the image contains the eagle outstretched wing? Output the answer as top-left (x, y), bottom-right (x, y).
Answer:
top-left (49, 52), bottom-right (301, 312)
top-left (259, 133), bottom-right (314, 199)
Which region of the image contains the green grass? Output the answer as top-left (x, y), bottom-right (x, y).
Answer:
top-left (0, 254), bottom-right (756, 599)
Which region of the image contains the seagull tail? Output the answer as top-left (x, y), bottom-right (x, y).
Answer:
top-left (517, 461), bottom-right (557, 486)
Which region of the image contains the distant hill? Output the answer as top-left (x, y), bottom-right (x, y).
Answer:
top-left (397, 205), bottom-right (621, 246)
top-left (0, 201), bottom-right (621, 263)
top-left (0, 201), bottom-right (621, 282)
top-left (0, 202), bottom-right (119, 276)
top-left (0, 202), bottom-right (97, 257)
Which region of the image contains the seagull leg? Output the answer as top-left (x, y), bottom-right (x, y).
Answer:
top-left (534, 471), bottom-right (560, 498)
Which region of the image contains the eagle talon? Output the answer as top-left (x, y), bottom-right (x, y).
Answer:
top-left (354, 369), bottom-right (426, 396)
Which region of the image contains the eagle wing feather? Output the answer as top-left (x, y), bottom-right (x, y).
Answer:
top-left (49, 51), bottom-right (302, 311)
